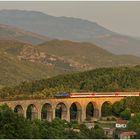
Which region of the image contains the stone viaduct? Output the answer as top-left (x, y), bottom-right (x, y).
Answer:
top-left (0, 96), bottom-right (125, 123)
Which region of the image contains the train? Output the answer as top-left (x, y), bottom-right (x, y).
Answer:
top-left (54, 92), bottom-right (140, 98)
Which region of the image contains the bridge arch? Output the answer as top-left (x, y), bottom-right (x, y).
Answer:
top-left (26, 104), bottom-right (38, 120)
top-left (86, 101), bottom-right (99, 121)
top-left (14, 105), bottom-right (24, 116)
top-left (70, 102), bottom-right (82, 123)
top-left (55, 102), bottom-right (68, 120)
top-left (41, 103), bottom-right (53, 121)
top-left (101, 101), bottom-right (112, 117)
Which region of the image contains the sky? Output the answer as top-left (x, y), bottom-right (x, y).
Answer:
top-left (0, 1), bottom-right (140, 37)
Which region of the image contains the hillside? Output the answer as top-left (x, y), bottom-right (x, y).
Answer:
top-left (0, 40), bottom-right (76, 87)
top-left (0, 10), bottom-right (140, 56)
top-left (0, 24), bottom-right (50, 45)
top-left (0, 52), bottom-right (75, 87)
top-left (38, 39), bottom-right (140, 69)
top-left (0, 66), bottom-right (140, 100)
top-left (0, 39), bottom-right (140, 87)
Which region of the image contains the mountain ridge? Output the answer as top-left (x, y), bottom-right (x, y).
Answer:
top-left (0, 23), bottom-right (50, 45)
top-left (0, 10), bottom-right (140, 56)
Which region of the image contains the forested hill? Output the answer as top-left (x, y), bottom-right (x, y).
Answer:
top-left (0, 66), bottom-right (140, 100)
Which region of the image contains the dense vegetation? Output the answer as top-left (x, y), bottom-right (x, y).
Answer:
top-left (102, 98), bottom-right (135, 119)
top-left (0, 105), bottom-right (106, 139)
top-left (0, 66), bottom-right (140, 100)
top-left (127, 113), bottom-right (140, 138)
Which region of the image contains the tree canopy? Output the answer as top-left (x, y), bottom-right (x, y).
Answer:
top-left (0, 66), bottom-right (140, 100)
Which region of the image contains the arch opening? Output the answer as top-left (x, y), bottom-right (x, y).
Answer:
top-left (70, 102), bottom-right (82, 123)
top-left (101, 101), bottom-right (112, 117)
top-left (26, 104), bottom-right (38, 120)
top-left (86, 102), bottom-right (99, 121)
top-left (41, 103), bottom-right (53, 121)
top-left (14, 105), bottom-right (24, 116)
top-left (55, 102), bottom-right (67, 120)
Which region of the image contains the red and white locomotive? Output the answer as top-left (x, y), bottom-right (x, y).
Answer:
top-left (54, 92), bottom-right (140, 98)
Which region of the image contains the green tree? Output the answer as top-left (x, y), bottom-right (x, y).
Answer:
top-left (101, 102), bottom-right (112, 117)
top-left (0, 104), bottom-right (32, 139)
top-left (120, 108), bottom-right (131, 120)
top-left (112, 100), bottom-right (125, 116)
top-left (89, 124), bottom-right (106, 139)
top-left (127, 113), bottom-right (140, 138)
top-left (79, 124), bottom-right (91, 138)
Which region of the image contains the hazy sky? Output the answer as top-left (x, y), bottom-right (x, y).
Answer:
top-left (0, 1), bottom-right (140, 37)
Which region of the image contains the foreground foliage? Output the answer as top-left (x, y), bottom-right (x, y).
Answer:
top-left (127, 113), bottom-right (140, 138)
top-left (102, 97), bottom-right (139, 119)
top-left (0, 105), bottom-right (106, 139)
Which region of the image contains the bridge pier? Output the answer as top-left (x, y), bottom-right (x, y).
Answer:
top-left (77, 109), bottom-right (82, 123)
top-left (52, 107), bottom-right (56, 120)
top-left (61, 109), bottom-right (67, 120)
top-left (98, 107), bottom-right (102, 119)
top-left (81, 108), bottom-right (86, 122)
top-left (62, 109), bottom-right (70, 122)
top-left (38, 110), bottom-right (41, 120)
top-left (47, 110), bottom-right (53, 121)
top-left (66, 109), bottom-right (70, 122)
top-left (94, 108), bottom-right (101, 120)
top-left (24, 110), bottom-right (26, 118)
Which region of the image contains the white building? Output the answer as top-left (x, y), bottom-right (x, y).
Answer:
top-left (115, 119), bottom-right (127, 128)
